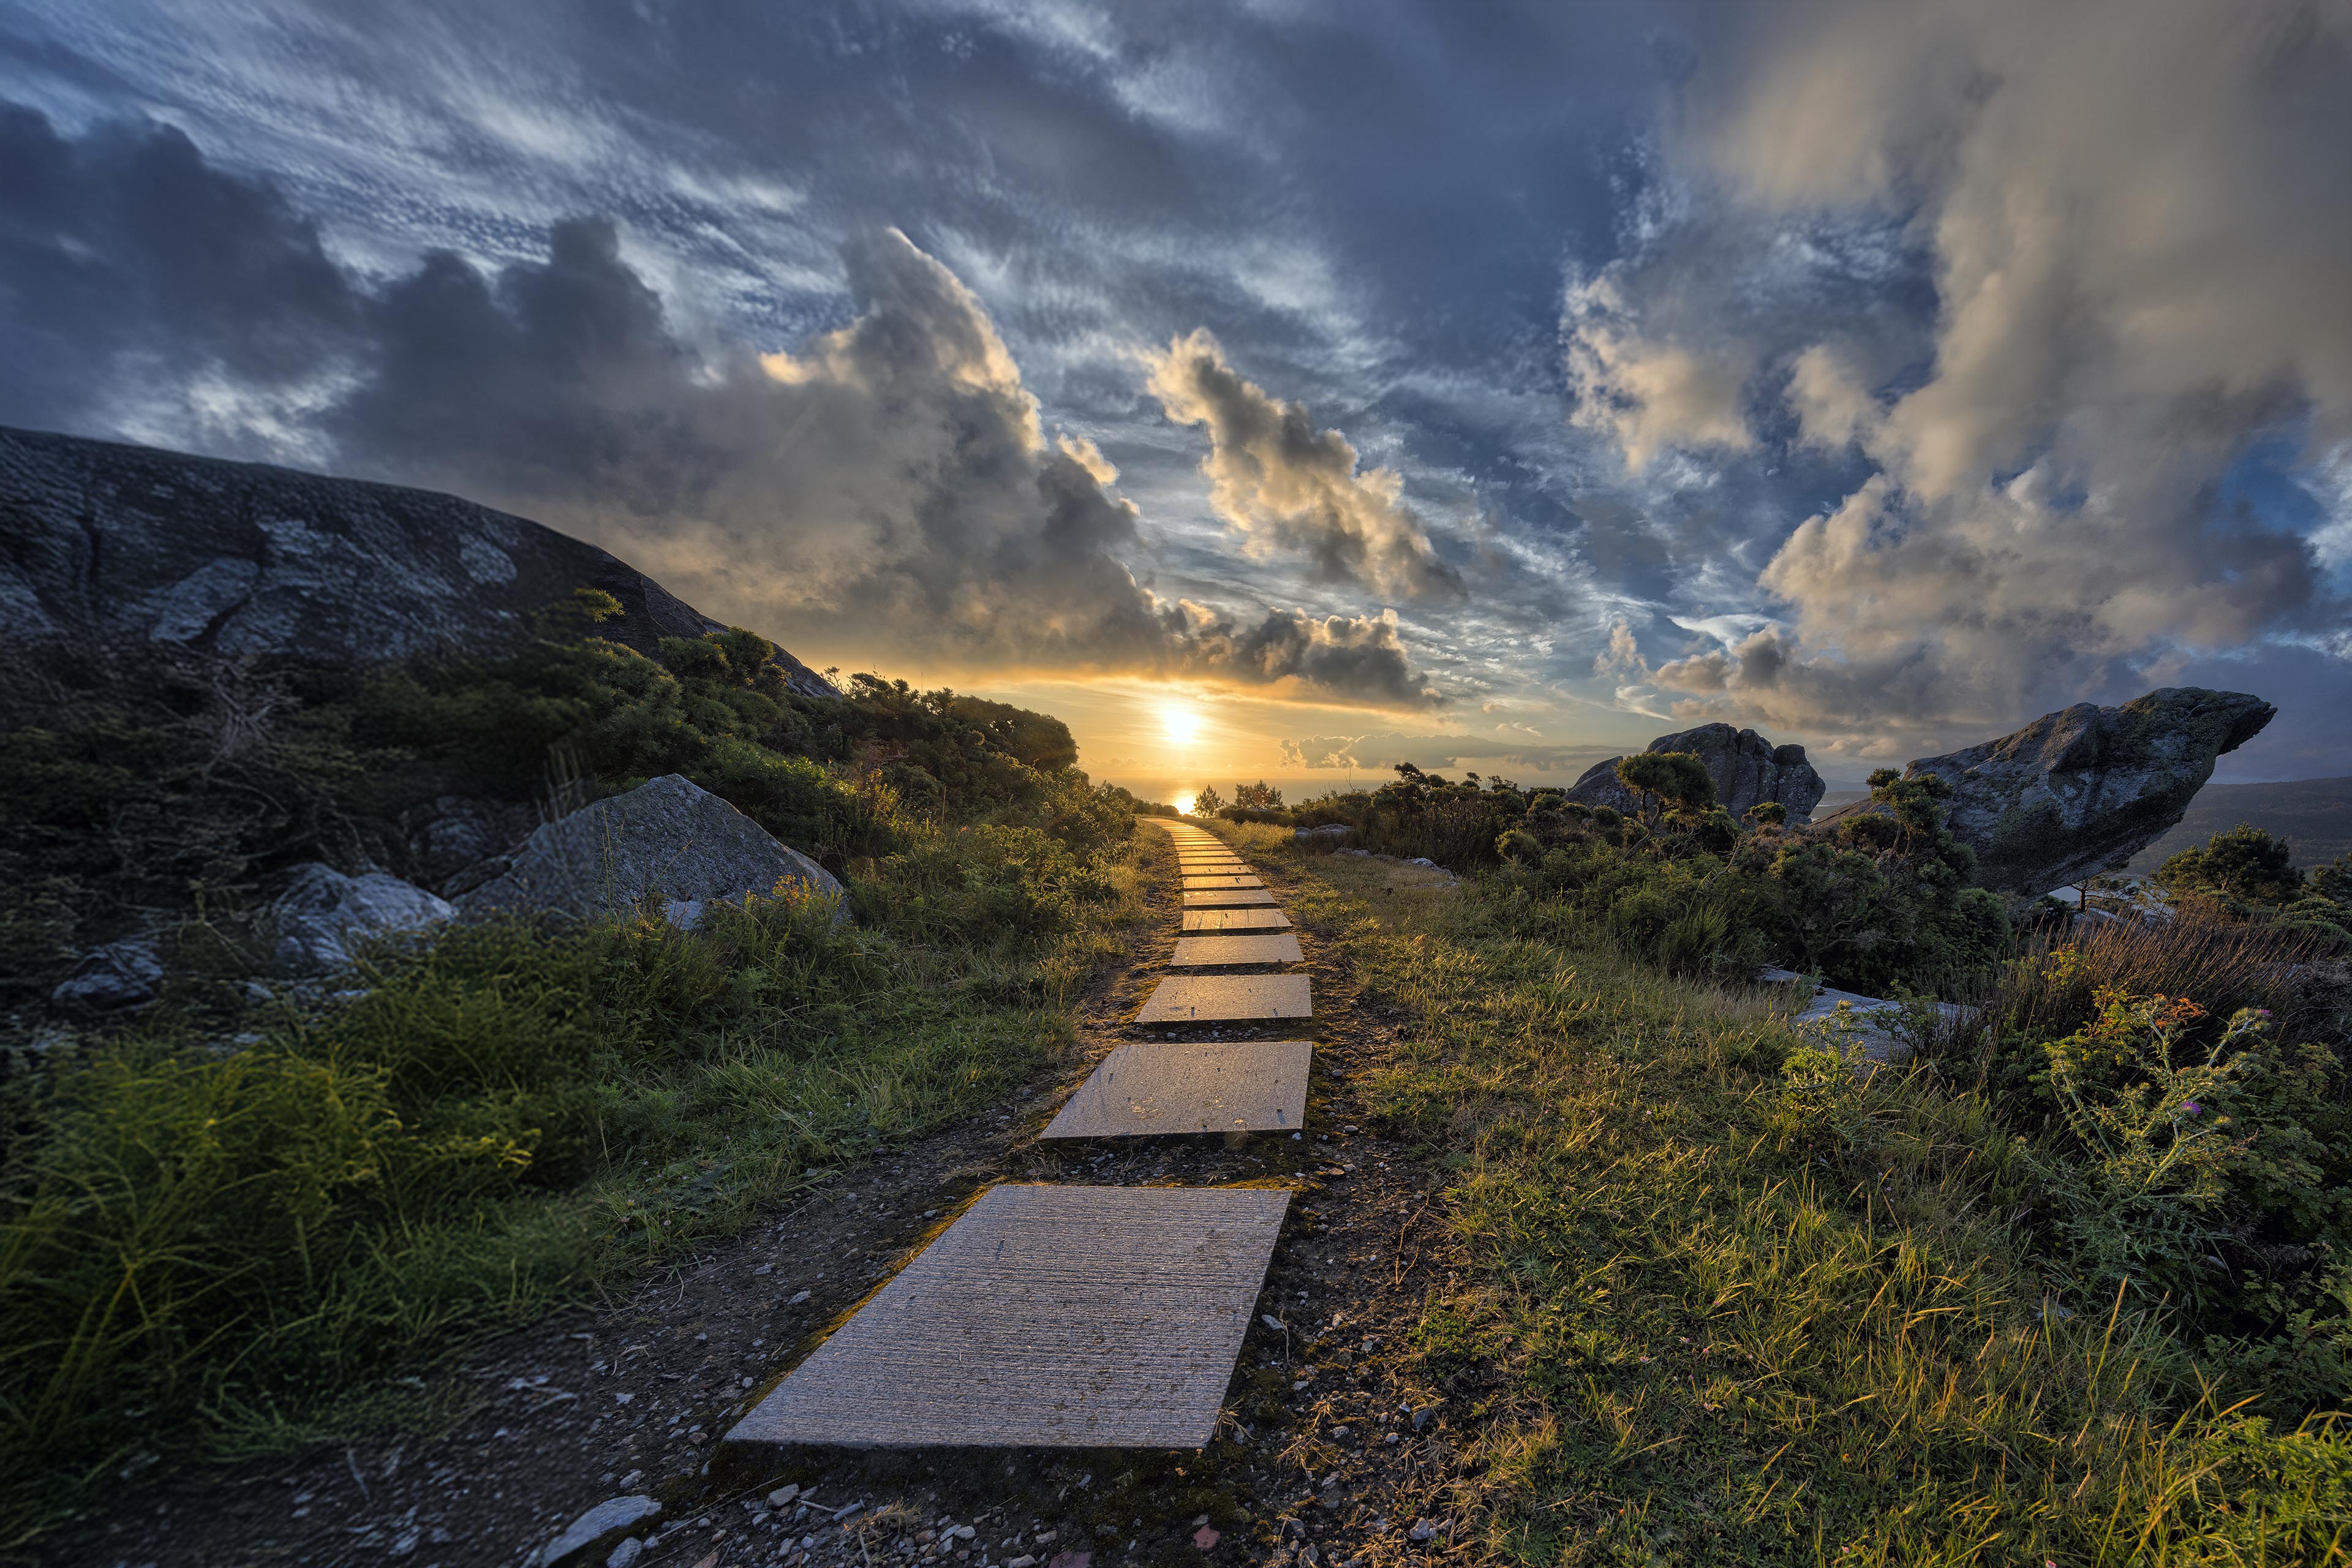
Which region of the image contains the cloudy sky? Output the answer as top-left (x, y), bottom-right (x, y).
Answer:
top-left (4, 1), bottom-right (2349, 798)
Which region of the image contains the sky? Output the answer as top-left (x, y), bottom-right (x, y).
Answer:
top-left (3, 0), bottom-right (2350, 806)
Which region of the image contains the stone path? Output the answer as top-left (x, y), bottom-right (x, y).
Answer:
top-left (725, 1184), bottom-right (1291, 1449)
top-left (1182, 907), bottom-right (1291, 930)
top-left (724, 815), bottom-right (1314, 1455)
top-left (1170, 932), bottom-right (1303, 967)
top-left (1039, 1039), bottom-right (1312, 1139)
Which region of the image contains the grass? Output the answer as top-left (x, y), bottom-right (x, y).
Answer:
top-left (1232, 825), bottom-right (2352, 1564)
top-left (0, 819), bottom-right (1151, 1552)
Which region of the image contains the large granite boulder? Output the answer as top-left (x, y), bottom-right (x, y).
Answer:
top-left (1817, 688), bottom-right (2275, 895)
top-left (269, 863), bottom-right (455, 973)
top-left (1566, 723), bottom-right (1826, 822)
top-left (0, 425), bottom-right (835, 695)
top-left (455, 774), bottom-right (844, 927)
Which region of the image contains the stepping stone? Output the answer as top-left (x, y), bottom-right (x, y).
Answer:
top-left (1177, 861), bottom-right (1248, 873)
top-left (1042, 1040), bottom-right (1313, 1139)
top-left (1182, 888), bottom-right (1278, 907)
top-left (1136, 973), bottom-right (1311, 1023)
top-left (722, 1184), bottom-right (1291, 1449)
top-left (1170, 933), bottom-right (1303, 967)
top-left (1183, 908), bottom-right (1291, 931)
top-left (1182, 875), bottom-right (1264, 890)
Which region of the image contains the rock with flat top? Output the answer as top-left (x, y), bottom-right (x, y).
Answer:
top-left (1566, 723), bottom-right (1825, 822)
top-left (1816, 688), bottom-right (2275, 895)
top-left (455, 774), bottom-right (843, 925)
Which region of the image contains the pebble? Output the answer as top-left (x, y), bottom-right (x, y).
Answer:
top-left (769, 1486), bottom-right (801, 1508)
top-left (540, 1495), bottom-right (663, 1567)
top-left (606, 1541), bottom-right (644, 1568)
top-left (790, 1291), bottom-right (813, 1305)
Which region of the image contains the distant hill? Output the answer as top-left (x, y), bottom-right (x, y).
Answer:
top-left (2125, 777), bottom-right (2352, 872)
top-left (0, 424), bottom-right (836, 695)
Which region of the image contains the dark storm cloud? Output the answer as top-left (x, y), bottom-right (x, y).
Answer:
top-left (0, 99), bottom-right (1439, 705)
top-left (0, 102), bottom-right (358, 437)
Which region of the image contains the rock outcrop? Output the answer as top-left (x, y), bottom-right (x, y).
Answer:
top-left (268, 863), bottom-right (455, 973)
top-left (50, 938), bottom-right (164, 1011)
top-left (1817, 688), bottom-right (2275, 895)
top-left (0, 425), bottom-right (834, 695)
top-left (1567, 723), bottom-right (1826, 822)
top-left (455, 774), bottom-right (843, 927)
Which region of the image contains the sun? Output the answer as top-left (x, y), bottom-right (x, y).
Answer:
top-left (1161, 700), bottom-right (1203, 747)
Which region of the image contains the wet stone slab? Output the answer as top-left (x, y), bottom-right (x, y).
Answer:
top-left (1042, 1039), bottom-right (1313, 1139)
top-left (1136, 973), bottom-right (1312, 1023)
top-left (1169, 933), bottom-right (1304, 967)
top-left (722, 1183), bottom-right (1291, 1449)
top-left (1181, 888), bottom-right (1279, 907)
top-left (1182, 908), bottom-right (1292, 931)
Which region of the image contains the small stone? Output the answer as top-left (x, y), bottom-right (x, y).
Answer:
top-left (1332, 1425), bottom-right (1348, 1438)
top-left (606, 1541), bottom-right (645, 1568)
top-left (1192, 1528), bottom-right (1219, 1551)
top-left (790, 1291), bottom-right (812, 1305)
top-left (755, 1264), bottom-right (774, 1275)
top-left (1412, 1405), bottom-right (1436, 1430)
top-left (1408, 1520), bottom-right (1438, 1544)
top-left (1009, 1557), bottom-right (1038, 1567)
top-left (540, 1495), bottom-right (663, 1567)
top-left (1046, 1553), bottom-right (1092, 1568)
top-left (617, 1469), bottom-right (643, 1489)
top-left (769, 1486), bottom-right (801, 1508)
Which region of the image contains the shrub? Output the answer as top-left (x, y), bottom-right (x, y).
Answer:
top-left (2157, 823), bottom-right (2305, 908)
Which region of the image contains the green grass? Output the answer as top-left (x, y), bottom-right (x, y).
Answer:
top-left (0, 820), bottom-right (1150, 1551)
top-left (1245, 829), bottom-right (2352, 1564)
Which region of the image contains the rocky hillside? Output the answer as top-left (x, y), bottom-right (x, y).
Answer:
top-left (0, 424), bottom-right (833, 695)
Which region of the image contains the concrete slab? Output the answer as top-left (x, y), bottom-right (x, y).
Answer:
top-left (722, 1184), bottom-right (1291, 1449)
top-left (1182, 888), bottom-right (1278, 907)
top-left (1181, 874), bottom-right (1264, 889)
top-left (1169, 933), bottom-right (1303, 967)
top-left (1182, 908), bottom-right (1292, 931)
top-left (1042, 1041), bottom-right (1313, 1139)
top-left (1136, 973), bottom-right (1312, 1023)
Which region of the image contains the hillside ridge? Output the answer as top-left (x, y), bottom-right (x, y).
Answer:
top-left (0, 424), bottom-right (834, 695)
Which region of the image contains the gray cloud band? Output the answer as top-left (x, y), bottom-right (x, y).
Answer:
top-left (0, 103), bottom-right (1442, 709)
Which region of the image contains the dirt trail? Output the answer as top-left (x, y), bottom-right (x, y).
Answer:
top-left (66, 833), bottom-right (1474, 1568)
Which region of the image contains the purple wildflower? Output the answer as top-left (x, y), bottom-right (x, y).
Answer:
top-left (2180, 1101), bottom-right (2201, 1117)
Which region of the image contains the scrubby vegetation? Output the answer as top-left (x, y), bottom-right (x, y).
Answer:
top-left (1236, 827), bottom-right (2352, 1562)
top-left (0, 597), bottom-right (1150, 1545)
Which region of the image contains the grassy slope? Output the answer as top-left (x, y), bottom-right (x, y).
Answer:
top-left (0, 825), bottom-right (1153, 1551)
top-left (1215, 824), bottom-right (2352, 1564)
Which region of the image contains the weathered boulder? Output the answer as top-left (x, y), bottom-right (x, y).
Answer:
top-left (0, 424), bottom-right (835, 695)
top-left (269, 863), bottom-right (455, 973)
top-left (1566, 723), bottom-right (1826, 822)
top-left (50, 938), bottom-right (163, 1011)
top-left (1817, 688), bottom-right (2275, 895)
top-left (455, 774), bottom-right (843, 926)
top-left (401, 796), bottom-right (540, 894)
